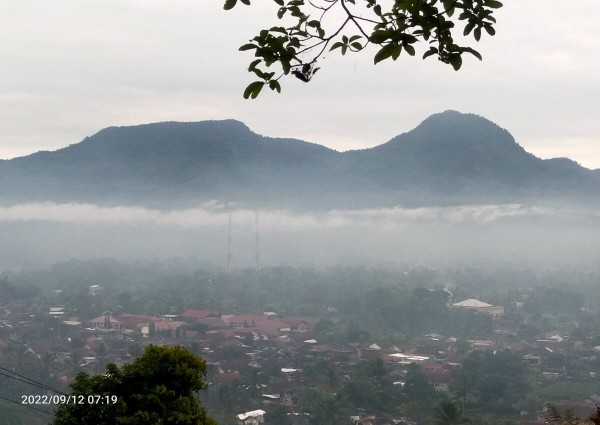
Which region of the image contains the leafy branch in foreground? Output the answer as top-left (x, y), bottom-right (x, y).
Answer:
top-left (224, 0), bottom-right (503, 98)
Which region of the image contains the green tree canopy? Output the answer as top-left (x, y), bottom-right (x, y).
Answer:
top-left (50, 345), bottom-right (216, 425)
top-left (433, 397), bottom-right (470, 425)
top-left (450, 349), bottom-right (530, 405)
top-left (404, 363), bottom-right (436, 403)
top-left (224, 0), bottom-right (503, 98)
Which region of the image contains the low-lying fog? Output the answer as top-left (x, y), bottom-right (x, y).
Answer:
top-left (1, 202), bottom-right (599, 270)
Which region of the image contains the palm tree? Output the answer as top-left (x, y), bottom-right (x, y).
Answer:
top-left (433, 397), bottom-right (470, 425)
top-left (544, 403), bottom-right (597, 425)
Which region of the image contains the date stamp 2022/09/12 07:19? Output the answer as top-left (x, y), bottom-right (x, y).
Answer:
top-left (21, 394), bottom-right (118, 406)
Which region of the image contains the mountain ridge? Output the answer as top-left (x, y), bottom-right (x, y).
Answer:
top-left (0, 111), bottom-right (597, 209)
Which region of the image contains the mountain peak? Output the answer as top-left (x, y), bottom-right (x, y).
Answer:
top-left (87, 119), bottom-right (252, 142)
top-left (378, 110), bottom-right (523, 153)
top-left (413, 110), bottom-right (511, 141)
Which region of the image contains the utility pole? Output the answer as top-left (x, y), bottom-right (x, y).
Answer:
top-left (255, 212), bottom-right (259, 274)
top-left (227, 214), bottom-right (232, 273)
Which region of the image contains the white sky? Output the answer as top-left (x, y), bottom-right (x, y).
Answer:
top-left (1, 1), bottom-right (599, 169)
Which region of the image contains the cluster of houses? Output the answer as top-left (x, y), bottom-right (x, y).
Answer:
top-left (3, 290), bottom-right (600, 425)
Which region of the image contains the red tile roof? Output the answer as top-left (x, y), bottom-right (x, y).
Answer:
top-left (182, 309), bottom-right (217, 319)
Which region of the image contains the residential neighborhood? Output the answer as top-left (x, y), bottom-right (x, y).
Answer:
top-left (3, 265), bottom-right (600, 425)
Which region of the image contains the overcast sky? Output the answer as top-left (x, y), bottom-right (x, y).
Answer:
top-left (1, 1), bottom-right (599, 168)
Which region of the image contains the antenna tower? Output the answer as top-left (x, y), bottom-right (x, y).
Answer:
top-left (255, 212), bottom-right (259, 274)
top-left (227, 214), bottom-right (232, 273)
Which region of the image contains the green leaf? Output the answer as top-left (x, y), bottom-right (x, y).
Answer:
top-left (484, 24), bottom-right (496, 36)
top-left (240, 0), bottom-right (250, 4)
top-left (370, 30), bottom-right (390, 44)
top-left (248, 59), bottom-right (261, 71)
top-left (374, 44), bottom-right (400, 64)
top-left (269, 80), bottom-right (282, 93)
top-left (329, 41), bottom-right (344, 51)
top-left (239, 43), bottom-right (257, 51)
top-left (251, 68), bottom-right (266, 79)
top-left (273, 0), bottom-right (284, 5)
top-left (350, 42), bottom-right (363, 50)
top-left (404, 44), bottom-right (415, 56)
top-left (422, 47), bottom-right (438, 59)
top-left (462, 47), bottom-right (482, 60)
top-left (474, 27), bottom-right (481, 41)
top-left (223, 0), bottom-right (237, 10)
top-left (348, 35), bottom-right (362, 42)
top-left (485, 0), bottom-right (503, 8)
top-left (277, 7), bottom-right (287, 19)
top-left (463, 22), bottom-right (475, 36)
top-left (269, 26), bottom-right (287, 34)
top-left (443, 0), bottom-right (456, 17)
top-left (243, 81), bottom-right (265, 99)
top-left (448, 54), bottom-right (463, 71)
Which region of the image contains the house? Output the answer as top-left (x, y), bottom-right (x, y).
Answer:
top-left (192, 317), bottom-right (227, 331)
top-left (331, 345), bottom-right (360, 362)
top-left (383, 353), bottom-right (430, 365)
top-left (88, 311), bottom-right (123, 330)
top-left (416, 339), bottom-right (457, 361)
top-left (153, 320), bottom-right (186, 338)
top-left (116, 313), bottom-right (158, 330)
top-left (89, 285), bottom-right (104, 296)
top-left (279, 318), bottom-right (317, 332)
top-left (350, 415), bottom-right (410, 425)
top-left (266, 382), bottom-right (300, 406)
top-left (237, 409), bottom-right (266, 425)
top-left (180, 309), bottom-right (219, 322)
top-left (281, 367), bottom-right (302, 381)
top-left (221, 314), bottom-right (291, 338)
top-left (49, 307), bottom-right (65, 317)
top-left (452, 299), bottom-right (504, 317)
top-left (422, 364), bottom-right (452, 392)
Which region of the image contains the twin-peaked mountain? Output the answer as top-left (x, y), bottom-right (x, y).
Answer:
top-left (1, 110), bottom-right (598, 209)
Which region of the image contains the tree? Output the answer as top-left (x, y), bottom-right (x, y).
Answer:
top-left (398, 363), bottom-right (437, 420)
top-left (265, 405), bottom-right (288, 424)
top-left (403, 363), bottom-right (436, 404)
top-left (310, 393), bottom-right (343, 425)
top-left (450, 349), bottom-right (530, 406)
top-left (433, 397), bottom-right (470, 425)
top-left (224, 0), bottom-right (503, 98)
top-left (50, 345), bottom-right (216, 425)
top-left (544, 405), bottom-right (600, 425)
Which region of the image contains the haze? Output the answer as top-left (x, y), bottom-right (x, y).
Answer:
top-left (1, 202), bottom-right (599, 271)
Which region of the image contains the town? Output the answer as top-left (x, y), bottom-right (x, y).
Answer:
top-left (2, 261), bottom-right (600, 425)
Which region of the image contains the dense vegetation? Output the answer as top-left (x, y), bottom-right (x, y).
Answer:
top-left (5, 258), bottom-right (599, 342)
top-left (50, 345), bottom-right (215, 425)
top-left (3, 259), bottom-right (600, 424)
top-left (1, 111), bottom-right (599, 209)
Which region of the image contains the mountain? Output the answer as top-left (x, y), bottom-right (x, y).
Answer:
top-left (338, 111), bottom-right (600, 205)
top-left (0, 120), bottom-right (338, 207)
top-left (1, 111), bottom-right (598, 209)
